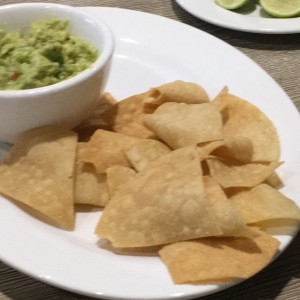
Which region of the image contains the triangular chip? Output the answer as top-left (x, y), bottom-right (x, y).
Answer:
top-left (213, 91), bottom-right (280, 162)
top-left (197, 136), bottom-right (253, 163)
top-left (159, 229), bottom-right (279, 284)
top-left (144, 80), bottom-right (209, 112)
top-left (212, 86), bottom-right (228, 110)
top-left (125, 139), bottom-right (171, 172)
top-left (144, 102), bottom-right (223, 149)
top-left (74, 92), bottom-right (117, 141)
top-left (230, 184), bottom-right (300, 225)
top-left (206, 157), bottom-right (280, 188)
top-left (75, 163), bottom-right (109, 207)
top-left (75, 144), bottom-right (109, 207)
top-left (96, 147), bottom-right (222, 247)
top-left (99, 93), bottom-right (155, 139)
top-left (264, 172), bottom-right (283, 189)
top-left (212, 136), bottom-right (253, 163)
top-left (79, 129), bottom-right (140, 173)
top-left (0, 126), bottom-right (77, 230)
top-left (203, 176), bottom-right (256, 237)
top-left (197, 141), bottom-right (224, 161)
top-left (106, 165), bottom-right (136, 197)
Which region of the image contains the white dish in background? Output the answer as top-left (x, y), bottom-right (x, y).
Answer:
top-left (0, 6), bottom-right (300, 300)
top-left (175, 0), bottom-right (300, 34)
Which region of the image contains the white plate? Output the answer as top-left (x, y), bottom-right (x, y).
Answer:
top-left (175, 0), bottom-right (300, 34)
top-left (0, 6), bottom-right (300, 300)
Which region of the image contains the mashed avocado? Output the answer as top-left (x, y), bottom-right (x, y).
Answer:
top-left (0, 19), bottom-right (98, 90)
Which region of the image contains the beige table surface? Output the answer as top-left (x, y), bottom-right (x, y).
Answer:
top-left (0, 1), bottom-right (300, 300)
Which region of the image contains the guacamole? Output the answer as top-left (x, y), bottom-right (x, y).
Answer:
top-left (0, 19), bottom-right (98, 90)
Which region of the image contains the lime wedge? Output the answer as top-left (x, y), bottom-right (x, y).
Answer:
top-left (260, 0), bottom-right (300, 18)
top-left (215, 0), bottom-right (249, 10)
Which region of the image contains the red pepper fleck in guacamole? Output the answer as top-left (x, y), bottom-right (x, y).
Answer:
top-left (0, 19), bottom-right (98, 90)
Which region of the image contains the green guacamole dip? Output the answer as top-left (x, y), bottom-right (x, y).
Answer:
top-left (0, 19), bottom-right (98, 90)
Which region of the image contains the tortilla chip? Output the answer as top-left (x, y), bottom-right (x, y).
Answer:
top-left (206, 157), bottom-right (280, 188)
top-left (159, 228), bottom-right (279, 284)
top-left (125, 139), bottom-right (171, 172)
top-left (230, 184), bottom-right (300, 225)
top-left (203, 176), bottom-right (256, 237)
top-left (212, 136), bottom-right (253, 163)
top-left (99, 93), bottom-right (155, 139)
top-left (96, 146), bottom-right (222, 247)
top-left (106, 165), bottom-right (136, 197)
top-left (264, 172), bottom-right (283, 189)
top-left (75, 144), bottom-right (109, 206)
top-left (144, 80), bottom-right (209, 112)
top-left (75, 163), bottom-right (109, 207)
top-left (212, 86), bottom-right (228, 110)
top-left (197, 136), bottom-right (253, 163)
top-left (213, 92), bottom-right (280, 162)
top-left (100, 92), bottom-right (118, 106)
top-left (79, 129), bottom-right (140, 173)
top-left (197, 141), bottom-right (225, 161)
top-left (99, 238), bottom-right (161, 256)
top-left (74, 92), bottom-right (117, 141)
top-left (144, 102), bottom-right (223, 149)
top-left (0, 126), bottom-right (77, 230)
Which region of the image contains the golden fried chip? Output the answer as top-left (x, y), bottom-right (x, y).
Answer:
top-left (79, 129), bottom-right (140, 173)
top-left (197, 141), bottom-right (225, 161)
top-left (106, 165), bottom-right (136, 197)
top-left (99, 238), bottom-right (161, 256)
top-left (230, 184), bottom-right (300, 225)
top-left (197, 136), bottom-right (253, 163)
top-left (125, 139), bottom-right (171, 172)
top-left (264, 172), bottom-right (283, 189)
top-left (159, 229), bottom-right (279, 284)
top-left (99, 93), bottom-right (155, 139)
top-left (96, 147), bottom-right (222, 247)
top-left (144, 102), bottom-right (223, 149)
top-left (0, 126), bottom-right (77, 230)
top-left (212, 86), bottom-right (228, 109)
top-left (203, 176), bottom-right (256, 237)
top-left (75, 144), bottom-right (109, 207)
top-left (75, 164), bottom-right (109, 207)
top-left (212, 136), bottom-right (253, 163)
top-left (206, 157), bottom-right (280, 188)
top-left (144, 80), bottom-right (209, 112)
top-left (75, 163), bottom-right (109, 207)
top-left (101, 92), bottom-right (118, 106)
top-left (213, 92), bottom-right (280, 162)
top-left (74, 92), bottom-right (118, 141)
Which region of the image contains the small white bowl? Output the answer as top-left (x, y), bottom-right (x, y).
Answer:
top-left (0, 3), bottom-right (114, 143)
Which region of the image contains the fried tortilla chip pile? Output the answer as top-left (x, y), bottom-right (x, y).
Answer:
top-left (0, 80), bottom-right (299, 285)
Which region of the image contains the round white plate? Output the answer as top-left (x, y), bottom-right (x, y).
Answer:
top-left (175, 0), bottom-right (300, 34)
top-left (0, 6), bottom-right (300, 300)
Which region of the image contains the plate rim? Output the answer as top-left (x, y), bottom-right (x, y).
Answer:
top-left (175, 0), bottom-right (300, 34)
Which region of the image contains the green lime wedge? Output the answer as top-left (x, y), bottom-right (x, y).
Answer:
top-left (215, 0), bottom-right (249, 10)
top-left (260, 0), bottom-right (300, 18)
